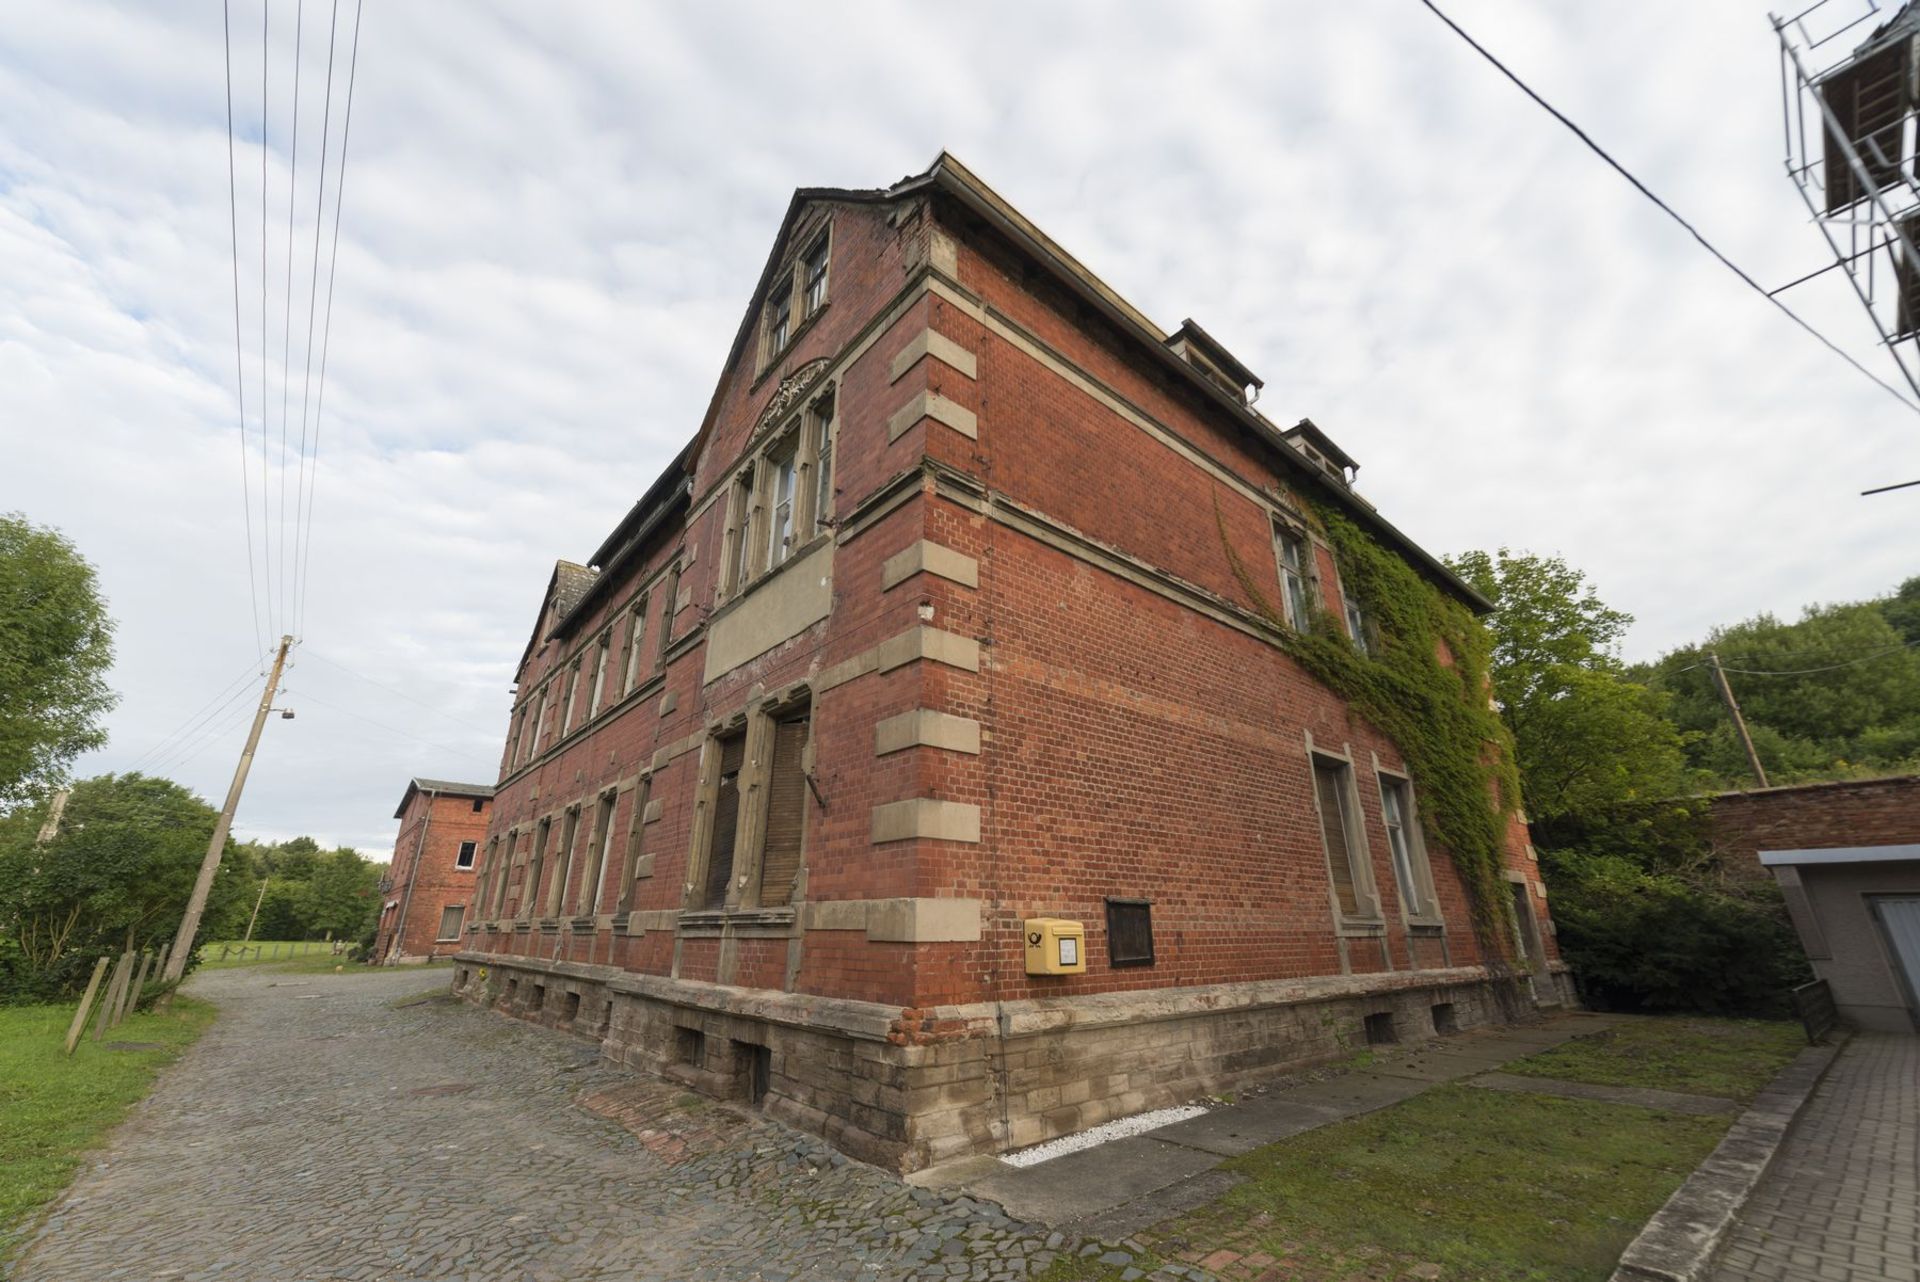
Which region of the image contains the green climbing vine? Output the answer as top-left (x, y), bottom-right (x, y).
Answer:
top-left (1217, 495), bottom-right (1522, 967)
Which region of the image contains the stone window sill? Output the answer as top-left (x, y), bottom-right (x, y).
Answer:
top-left (678, 907), bottom-right (798, 937)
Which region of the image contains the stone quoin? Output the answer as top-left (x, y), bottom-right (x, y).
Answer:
top-left (453, 152), bottom-right (1569, 1172)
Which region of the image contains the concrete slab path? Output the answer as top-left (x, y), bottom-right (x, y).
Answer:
top-left (929, 1011), bottom-right (1620, 1235)
top-left (1708, 1032), bottom-right (1920, 1282)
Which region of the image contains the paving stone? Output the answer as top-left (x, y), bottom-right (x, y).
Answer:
top-left (8, 966), bottom-right (1116, 1282)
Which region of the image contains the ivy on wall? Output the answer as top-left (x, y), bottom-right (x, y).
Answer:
top-left (1217, 495), bottom-right (1522, 966)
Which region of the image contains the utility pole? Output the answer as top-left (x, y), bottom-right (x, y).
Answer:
top-left (241, 877), bottom-right (269, 946)
top-left (162, 636), bottom-right (292, 985)
top-left (36, 789), bottom-right (70, 845)
top-left (1708, 650), bottom-right (1769, 789)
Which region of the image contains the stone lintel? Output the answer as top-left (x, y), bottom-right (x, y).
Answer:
top-left (871, 799), bottom-right (981, 845)
top-left (886, 391), bottom-right (977, 443)
top-left (890, 329), bottom-right (978, 382)
top-left (875, 709), bottom-right (981, 757)
top-left (882, 540), bottom-right (980, 591)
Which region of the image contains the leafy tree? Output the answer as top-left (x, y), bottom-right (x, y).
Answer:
top-left (1640, 601), bottom-right (1920, 782)
top-left (232, 836), bottom-right (382, 941)
top-left (0, 514), bottom-right (116, 807)
top-left (1884, 576), bottom-right (1920, 646)
top-left (0, 773), bottom-right (252, 999)
top-left (1447, 549), bottom-right (1691, 820)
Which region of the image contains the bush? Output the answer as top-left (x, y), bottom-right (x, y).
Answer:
top-left (1542, 848), bottom-right (1810, 1017)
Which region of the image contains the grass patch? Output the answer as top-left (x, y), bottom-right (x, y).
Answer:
top-left (1149, 1085), bottom-right (1726, 1282)
top-left (1502, 1015), bottom-right (1803, 1102)
top-left (0, 998), bottom-right (216, 1259)
top-left (194, 940), bottom-right (343, 970)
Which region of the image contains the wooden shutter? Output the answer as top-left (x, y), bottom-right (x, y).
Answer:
top-left (1822, 42), bottom-right (1910, 213)
top-left (1314, 760), bottom-right (1360, 916)
top-left (757, 715), bottom-right (811, 907)
top-left (703, 735), bottom-right (747, 909)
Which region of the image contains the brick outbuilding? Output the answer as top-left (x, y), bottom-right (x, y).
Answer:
top-left (454, 154), bottom-right (1566, 1170)
top-left (376, 778), bottom-right (494, 964)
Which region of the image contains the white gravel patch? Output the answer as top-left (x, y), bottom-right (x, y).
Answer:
top-left (997, 1104), bottom-right (1209, 1168)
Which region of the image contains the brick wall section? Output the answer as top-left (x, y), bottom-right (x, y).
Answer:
top-left (455, 163), bottom-right (1564, 1167)
top-left (376, 787), bottom-right (492, 962)
top-left (1710, 775), bottom-right (1920, 875)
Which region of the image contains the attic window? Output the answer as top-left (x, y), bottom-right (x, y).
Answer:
top-left (766, 274), bottom-right (793, 356)
top-left (803, 233), bottom-right (830, 317)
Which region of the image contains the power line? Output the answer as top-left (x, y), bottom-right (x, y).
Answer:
top-left (280, 683), bottom-right (498, 767)
top-left (300, 646), bottom-right (505, 738)
top-left (292, 0), bottom-right (343, 641)
top-left (223, 0), bottom-right (266, 657)
top-left (124, 658), bottom-right (265, 774)
top-left (148, 696), bottom-right (261, 777)
top-left (278, 0), bottom-right (305, 646)
top-left (1418, 0), bottom-right (1920, 417)
top-left (260, 0), bottom-right (274, 639)
top-left (296, 0), bottom-right (365, 641)
top-left (1716, 637), bottom-right (1920, 676)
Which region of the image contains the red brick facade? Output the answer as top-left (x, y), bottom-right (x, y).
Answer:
top-left (375, 780), bottom-right (493, 963)
top-left (1711, 774), bottom-right (1920, 873)
top-left (455, 156), bottom-right (1562, 1168)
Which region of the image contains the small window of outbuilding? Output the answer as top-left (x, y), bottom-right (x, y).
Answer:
top-left (455, 840), bottom-right (477, 869)
top-left (1106, 898), bottom-right (1155, 967)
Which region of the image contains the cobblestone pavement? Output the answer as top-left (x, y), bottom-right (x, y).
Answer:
top-left (1711, 1033), bottom-right (1920, 1282)
top-left (11, 966), bottom-right (1183, 1282)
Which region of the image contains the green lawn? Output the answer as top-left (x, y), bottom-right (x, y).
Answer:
top-left (0, 998), bottom-right (216, 1259)
top-left (1502, 1016), bottom-right (1805, 1102)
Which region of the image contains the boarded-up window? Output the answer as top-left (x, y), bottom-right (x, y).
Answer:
top-left (1106, 899), bottom-right (1154, 967)
top-left (522, 819), bottom-right (550, 920)
top-left (619, 778), bottom-right (650, 913)
top-left (581, 793), bottom-right (616, 916)
top-left (703, 734), bottom-right (747, 909)
top-left (1822, 41), bottom-right (1910, 212)
top-left (550, 807), bottom-right (581, 917)
top-left (758, 713), bottom-right (811, 907)
top-left (437, 905), bottom-right (464, 941)
top-left (1313, 757), bottom-right (1364, 917)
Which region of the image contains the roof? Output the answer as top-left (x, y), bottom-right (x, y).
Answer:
top-left (1165, 318), bottom-right (1263, 392)
top-left (1284, 418), bottom-right (1359, 474)
top-left (552, 561), bottom-right (597, 621)
top-left (1759, 844), bottom-right (1920, 867)
top-left (394, 777), bottom-right (496, 819)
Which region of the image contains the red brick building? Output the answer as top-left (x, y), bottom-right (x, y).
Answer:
top-left (376, 778), bottom-right (494, 963)
top-left (455, 154), bottom-right (1565, 1170)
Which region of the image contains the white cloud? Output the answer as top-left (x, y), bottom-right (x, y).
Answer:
top-left (2, 0), bottom-right (1916, 854)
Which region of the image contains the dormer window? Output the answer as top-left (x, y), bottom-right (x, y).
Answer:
top-left (802, 233), bottom-right (830, 317)
top-left (765, 275), bottom-right (793, 356)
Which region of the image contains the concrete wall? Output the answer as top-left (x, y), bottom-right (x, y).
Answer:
top-left (1775, 859), bottom-right (1920, 1033)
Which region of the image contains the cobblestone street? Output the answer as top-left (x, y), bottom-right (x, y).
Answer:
top-left (1710, 1033), bottom-right (1920, 1282)
top-left (10, 966), bottom-right (1159, 1282)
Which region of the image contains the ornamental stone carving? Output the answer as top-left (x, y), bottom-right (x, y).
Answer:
top-left (757, 357), bottom-right (832, 433)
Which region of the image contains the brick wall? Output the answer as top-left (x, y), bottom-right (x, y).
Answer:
top-left (376, 788), bottom-right (491, 961)
top-left (1711, 775), bottom-right (1920, 874)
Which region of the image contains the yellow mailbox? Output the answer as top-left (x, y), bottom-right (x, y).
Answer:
top-left (1023, 918), bottom-right (1087, 975)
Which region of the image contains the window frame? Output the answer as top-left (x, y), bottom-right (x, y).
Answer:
top-left (1105, 898), bottom-right (1155, 968)
top-left (617, 775), bottom-right (652, 915)
top-left (765, 432), bottom-right (800, 571)
top-left (1273, 521), bottom-right (1313, 630)
top-left (455, 840), bottom-right (477, 870)
top-left (580, 789), bottom-right (618, 917)
top-left (764, 271), bottom-right (794, 361)
top-left (685, 691), bottom-right (814, 914)
top-left (807, 389), bottom-right (836, 536)
top-left (1376, 769), bottom-right (1443, 926)
top-left (588, 630), bottom-right (612, 719)
top-left (1308, 750), bottom-right (1383, 925)
top-left (1344, 594), bottom-right (1369, 654)
top-left (621, 594), bottom-right (649, 697)
top-left (521, 818), bottom-right (551, 921)
top-left (549, 805), bottom-right (581, 918)
top-left (435, 904), bottom-right (465, 942)
top-left (802, 231), bottom-right (830, 317)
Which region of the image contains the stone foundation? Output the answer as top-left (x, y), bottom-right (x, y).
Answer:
top-left (453, 950), bottom-right (1572, 1172)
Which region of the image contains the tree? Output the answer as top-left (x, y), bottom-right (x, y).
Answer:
top-left (0, 773), bottom-right (252, 999)
top-left (1884, 576), bottom-right (1920, 646)
top-left (0, 514), bottom-right (116, 807)
top-left (1447, 549), bottom-right (1691, 820)
top-left (1641, 601), bottom-right (1920, 781)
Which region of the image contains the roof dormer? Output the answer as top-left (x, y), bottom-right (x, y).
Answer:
top-left (1283, 418), bottom-right (1360, 488)
top-left (1163, 318), bottom-right (1262, 404)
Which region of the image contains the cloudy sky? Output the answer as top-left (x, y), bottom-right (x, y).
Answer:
top-left (5, 1), bottom-right (1918, 854)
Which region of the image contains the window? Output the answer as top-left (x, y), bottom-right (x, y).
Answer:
top-left (471, 796), bottom-right (485, 814)
top-left (802, 233), bottom-right (830, 316)
top-left (656, 564), bottom-right (680, 672)
top-left (757, 710), bottom-right (811, 907)
top-left (436, 905), bottom-right (464, 941)
top-left (523, 818), bottom-right (551, 920)
top-left (809, 392), bottom-right (835, 535)
top-left (1379, 776), bottom-right (1433, 919)
top-left (618, 776), bottom-right (651, 913)
top-left (701, 732), bottom-right (748, 909)
top-left (766, 439), bottom-right (798, 570)
top-left (621, 595), bottom-right (648, 696)
top-left (551, 806), bottom-right (581, 917)
top-left (582, 792), bottom-right (616, 916)
top-left (725, 468), bottom-right (756, 596)
top-left (560, 662), bottom-right (581, 736)
top-left (1106, 899), bottom-right (1155, 967)
top-left (1275, 526), bottom-right (1311, 628)
top-left (476, 837), bottom-right (500, 915)
top-left (487, 832), bottom-right (513, 918)
top-left (455, 840), bottom-right (477, 870)
top-left (766, 274), bottom-right (793, 356)
top-left (1312, 756), bottom-right (1371, 919)
top-left (529, 687), bottom-right (549, 757)
top-left (588, 632), bottom-right (611, 718)
top-left (1344, 595), bottom-right (1368, 654)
